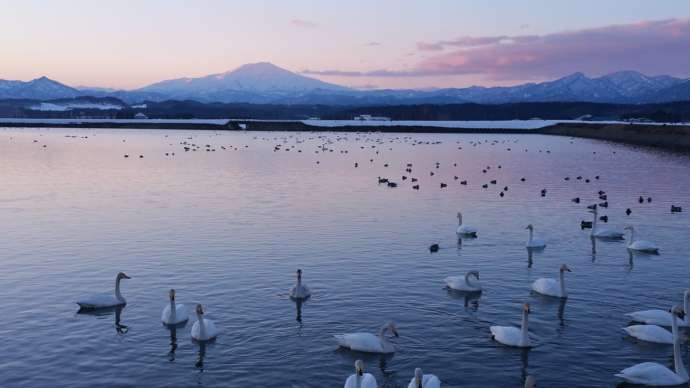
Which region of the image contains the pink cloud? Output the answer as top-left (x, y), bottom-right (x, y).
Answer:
top-left (304, 19), bottom-right (690, 81)
top-left (290, 19), bottom-right (317, 29)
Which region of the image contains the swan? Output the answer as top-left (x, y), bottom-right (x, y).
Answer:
top-left (531, 264), bottom-right (572, 298)
top-left (490, 303), bottom-right (532, 348)
top-left (444, 271), bottom-right (482, 292)
top-left (344, 360), bottom-right (378, 388)
top-left (525, 225), bottom-right (546, 249)
top-left (335, 322), bottom-right (399, 354)
top-left (616, 306), bottom-right (688, 386)
top-left (625, 226), bottom-right (659, 253)
top-left (161, 289), bottom-right (189, 326)
top-left (626, 290), bottom-right (690, 327)
top-left (524, 376), bottom-right (536, 388)
top-left (456, 212), bottom-right (478, 237)
top-left (590, 207), bottom-right (624, 239)
top-left (77, 272), bottom-right (131, 309)
top-left (191, 304), bottom-right (219, 341)
top-left (289, 269), bottom-right (311, 300)
top-left (407, 368), bottom-right (441, 388)
top-left (623, 325), bottom-right (674, 345)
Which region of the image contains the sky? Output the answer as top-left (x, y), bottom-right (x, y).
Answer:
top-left (1, 0), bottom-right (689, 90)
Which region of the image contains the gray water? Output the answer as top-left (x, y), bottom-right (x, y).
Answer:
top-left (0, 128), bottom-right (688, 388)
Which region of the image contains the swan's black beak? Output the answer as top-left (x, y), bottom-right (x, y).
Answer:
top-left (123, 274), bottom-right (131, 279)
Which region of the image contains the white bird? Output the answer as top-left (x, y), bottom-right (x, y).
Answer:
top-left (490, 303), bottom-right (532, 348)
top-left (289, 269), bottom-right (311, 300)
top-left (525, 224), bottom-right (546, 249)
top-left (344, 360), bottom-right (378, 388)
top-left (623, 325), bottom-right (674, 345)
top-left (616, 306), bottom-right (689, 386)
top-left (161, 289), bottom-right (189, 326)
top-left (335, 322), bottom-right (399, 354)
top-left (625, 226), bottom-right (659, 253)
top-left (444, 270), bottom-right (482, 292)
top-left (590, 207), bottom-right (624, 239)
top-left (626, 290), bottom-right (690, 327)
top-left (531, 264), bottom-right (572, 298)
top-left (191, 304), bottom-right (219, 341)
top-left (77, 272), bottom-right (131, 309)
top-left (407, 368), bottom-right (441, 388)
top-left (524, 376), bottom-right (536, 388)
top-left (456, 212), bottom-right (478, 237)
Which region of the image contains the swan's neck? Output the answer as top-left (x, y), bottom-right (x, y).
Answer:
top-left (169, 299), bottom-right (177, 321)
top-left (115, 278), bottom-right (124, 301)
top-left (628, 229), bottom-right (636, 242)
top-left (197, 313), bottom-right (207, 339)
top-left (559, 270), bottom-right (567, 297)
top-left (458, 215), bottom-right (463, 226)
top-left (672, 312), bottom-right (688, 380)
top-left (520, 310), bottom-right (529, 345)
top-left (355, 375), bottom-right (363, 388)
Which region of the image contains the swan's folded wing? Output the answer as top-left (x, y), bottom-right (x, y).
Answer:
top-left (345, 374), bottom-right (378, 388)
top-left (77, 293), bottom-right (118, 308)
top-left (616, 362), bottom-right (680, 385)
top-left (623, 325), bottom-right (673, 344)
top-left (334, 333), bottom-right (381, 352)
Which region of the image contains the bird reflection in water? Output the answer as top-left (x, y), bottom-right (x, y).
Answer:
top-left (558, 298), bottom-right (567, 326)
top-left (590, 236), bottom-right (597, 262)
top-left (520, 348), bottom-right (530, 384)
top-left (76, 305), bottom-right (128, 335)
top-left (294, 298), bottom-right (304, 325)
top-left (446, 288), bottom-right (481, 311)
top-left (527, 248), bottom-right (534, 268)
top-left (195, 341), bottom-right (207, 371)
top-left (168, 326), bottom-right (178, 362)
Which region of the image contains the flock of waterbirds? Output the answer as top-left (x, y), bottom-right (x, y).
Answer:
top-left (9, 129), bottom-right (689, 387)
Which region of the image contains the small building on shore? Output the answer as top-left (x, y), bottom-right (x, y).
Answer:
top-left (134, 112), bottom-right (149, 119)
top-left (354, 114), bottom-right (391, 121)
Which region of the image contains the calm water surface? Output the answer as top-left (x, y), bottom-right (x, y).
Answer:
top-left (1, 128), bottom-right (689, 387)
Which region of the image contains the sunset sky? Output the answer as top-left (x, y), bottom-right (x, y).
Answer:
top-left (1, 0), bottom-right (689, 90)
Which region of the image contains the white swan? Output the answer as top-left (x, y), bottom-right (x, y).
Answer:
top-left (616, 306), bottom-right (689, 386)
top-left (444, 271), bottom-right (482, 292)
top-left (407, 368), bottom-right (441, 388)
top-left (531, 264), bottom-right (571, 298)
top-left (626, 290), bottom-right (690, 327)
top-left (525, 224), bottom-right (546, 249)
top-left (161, 289), bottom-right (189, 326)
top-left (456, 212), bottom-right (478, 237)
top-left (625, 226), bottom-right (659, 253)
top-left (335, 322), bottom-right (399, 354)
top-left (590, 207), bottom-right (624, 239)
top-left (191, 304), bottom-right (219, 341)
top-left (290, 269), bottom-right (311, 300)
top-left (490, 303), bottom-right (532, 348)
top-left (623, 325), bottom-right (674, 345)
top-left (77, 272), bottom-right (131, 309)
top-left (344, 360), bottom-right (378, 388)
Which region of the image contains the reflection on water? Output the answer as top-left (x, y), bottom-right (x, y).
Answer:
top-left (1, 128), bottom-right (689, 387)
top-left (77, 305), bottom-right (128, 335)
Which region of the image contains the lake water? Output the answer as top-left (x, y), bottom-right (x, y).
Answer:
top-left (1, 128), bottom-right (688, 388)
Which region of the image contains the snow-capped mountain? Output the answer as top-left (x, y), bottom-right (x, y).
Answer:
top-left (0, 76), bottom-right (81, 99)
top-left (137, 62), bottom-right (348, 99)
top-left (0, 66), bottom-right (688, 104)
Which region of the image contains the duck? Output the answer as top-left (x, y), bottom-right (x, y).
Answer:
top-left (444, 271), bottom-right (482, 292)
top-left (77, 272), bottom-right (131, 309)
top-left (289, 269), bottom-right (311, 300)
top-left (407, 368), bottom-right (441, 388)
top-left (623, 324), bottom-right (674, 345)
top-left (344, 360), bottom-right (378, 388)
top-left (191, 304), bottom-right (219, 341)
top-left (335, 322), bottom-right (399, 354)
top-left (616, 306), bottom-right (688, 386)
top-left (625, 226), bottom-right (659, 253)
top-left (531, 264), bottom-right (572, 298)
top-left (525, 224), bottom-right (546, 249)
top-left (456, 212), bottom-right (478, 237)
top-left (161, 289), bottom-right (189, 326)
top-left (490, 303), bottom-right (532, 348)
top-left (626, 290), bottom-right (689, 327)
top-left (589, 207), bottom-right (624, 239)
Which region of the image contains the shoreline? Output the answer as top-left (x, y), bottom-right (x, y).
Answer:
top-left (2, 119), bottom-right (690, 151)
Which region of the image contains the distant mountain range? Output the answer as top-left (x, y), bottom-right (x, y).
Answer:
top-left (1, 63), bottom-right (689, 105)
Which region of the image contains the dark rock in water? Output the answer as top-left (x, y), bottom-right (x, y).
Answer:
top-left (482, 184), bottom-right (488, 189)
top-left (639, 196), bottom-right (644, 203)
top-left (647, 197), bottom-right (652, 203)
top-left (402, 176), bottom-right (407, 180)
top-left (599, 215), bottom-right (608, 222)
top-left (599, 194), bottom-right (607, 200)
top-left (490, 180), bottom-right (497, 184)
top-left (440, 183), bottom-right (447, 188)
top-left (599, 201), bottom-right (608, 208)
top-left (626, 208), bottom-right (632, 216)
top-left (412, 185), bottom-right (420, 190)
top-left (499, 192), bottom-right (504, 197)
top-left (581, 221), bottom-right (593, 229)
top-left (565, 177), bottom-right (570, 181)
top-left (387, 182), bottom-right (397, 188)
top-left (429, 244), bottom-right (440, 253)
top-left (378, 177), bottom-right (388, 184)
top-left (411, 178), bottom-right (418, 182)
top-left (521, 178), bottom-right (526, 182)
top-left (598, 190), bottom-right (606, 195)
top-left (671, 205), bottom-right (683, 213)
top-left (572, 197), bottom-right (580, 203)
top-left (587, 204), bottom-right (597, 210)
top-left (460, 180), bottom-right (467, 185)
